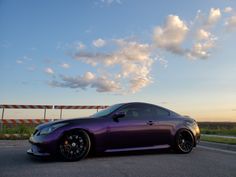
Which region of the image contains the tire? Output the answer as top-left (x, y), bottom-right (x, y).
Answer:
top-left (174, 129), bottom-right (194, 153)
top-left (59, 130), bottom-right (91, 161)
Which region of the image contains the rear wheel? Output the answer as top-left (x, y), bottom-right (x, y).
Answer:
top-left (59, 130), bottom-right (91, 161)
top-left (175, 129), bottom-right (194, 153)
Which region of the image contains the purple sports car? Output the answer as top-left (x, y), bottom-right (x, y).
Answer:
top-left (27, 102), bottom-right (200, 161)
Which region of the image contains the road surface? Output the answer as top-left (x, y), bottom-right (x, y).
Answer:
top-left (0, 140), bottom-right (235, 177)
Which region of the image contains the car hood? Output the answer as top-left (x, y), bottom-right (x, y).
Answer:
top-left (36, 117), bottom-right (91, 130)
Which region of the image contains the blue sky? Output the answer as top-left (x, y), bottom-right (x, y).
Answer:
top-left (1, 0), bottom-right (236, 121)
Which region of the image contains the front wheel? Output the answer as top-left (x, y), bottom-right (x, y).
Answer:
top-left (59, 130), bottom-right (91, 161)
top-left (174, 129), bottom-right (194, 153)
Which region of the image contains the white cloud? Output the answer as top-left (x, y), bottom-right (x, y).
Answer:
top-left (153, 15), bottom-right (188, 54)
top-left (156, 56), bottom-right (168, 68)
top-left (60, 63), bottom-right (70, 69)
top-left (16, 55), bottom-right (33, 67)
top-left (17, 55), bottom-right (32, 62)
top-left (224, 7), bottom-right (233, 13)
top-left (45, 67), bottom-right (54, 75)
top-left (188, 28), bottom-right (217, 59)
top-left (53, 39), bottom-right (154, 93)
top-left (50, 72), bottom-right (121, 92)
top-left (152, 9), bottom-right (220, 60)
top-left (73, 52), bottom-right (107, 66)
top-left (22, 56), bottom-right (32, 61)
top-left (48, 7), bottom-right (233, 94)
top-left (92, 38), bottom-right (106, 48)
top-left (57, 41), bottom-right (85, 51)
top-left (16, 60), bottom-right (23, 64)
top-left (206, 8), bottom-right (221, 26)
top-left (196, 29), bottom-right (211, 40)
top-left (74, 41), bottom-right (85, 50)
top-left (100, 0), bottom-right (121, 5)
top-left (225, 15), bottom-right (236, 30)
top-left (187, 40), bottom-right (216, 59)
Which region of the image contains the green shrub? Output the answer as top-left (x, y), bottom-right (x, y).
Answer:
top-left (0, 125), bottom-right (35, 135)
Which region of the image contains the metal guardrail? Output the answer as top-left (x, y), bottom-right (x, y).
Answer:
top-left (0, 119), bottom-right (52, 124)
top-left (0, 104), bottom-right (109, 120)
top-left (0, 105), bottom-right (53, 121)
top-left (54, 105), bottom-right (109, 119)
top-left (0, 104), bottom-right (109, 130)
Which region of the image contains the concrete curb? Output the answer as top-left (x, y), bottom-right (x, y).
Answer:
top-left (200, 141), bottom-right (236, 152)
top-left (0, 134), bottom-right (29, 140)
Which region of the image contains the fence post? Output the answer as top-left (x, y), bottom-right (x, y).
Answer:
top-left (1, 108), bottom-right (4, 131)
top-left (43, 108), bottom-right (47, 120)
top-left (60, 108), bottom-right (63, 119)
top-left (1, 108), bottom-right (4, 120)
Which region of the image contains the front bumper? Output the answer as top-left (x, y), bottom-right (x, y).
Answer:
top-left (27, 134), bottom-right (59, 157)
top-left (27, 146), bottom-right (50, 157)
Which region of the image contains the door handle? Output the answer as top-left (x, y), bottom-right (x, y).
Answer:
top-left (146, 120), bottom-right (154, 125)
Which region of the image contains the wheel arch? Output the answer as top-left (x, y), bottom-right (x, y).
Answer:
top-left (174, 128), bottom-right (196, 147)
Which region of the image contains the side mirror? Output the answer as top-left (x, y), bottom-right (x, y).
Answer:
top-left (113, 111), bottom-right (126, 121)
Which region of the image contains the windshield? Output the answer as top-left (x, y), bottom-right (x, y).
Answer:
top-left (90, 103), bottom-right (124, 118)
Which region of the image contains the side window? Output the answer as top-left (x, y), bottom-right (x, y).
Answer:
top-left (153, 106), bottom-right (170, 117)
top-left (119, 105), bottom-right (141, 118)
top-left (118, 104), bottom-right (169, 119)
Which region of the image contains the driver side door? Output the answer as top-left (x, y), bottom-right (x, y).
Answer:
top-left (106, 104), bottom-right (155, 150)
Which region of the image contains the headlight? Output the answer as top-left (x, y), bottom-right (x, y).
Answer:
top-left (39, 123), bottom-right (67, 135)
top-left (186, 120), bottom-right (198, 128)
top-left (186, 121), bottom-right (195, 126)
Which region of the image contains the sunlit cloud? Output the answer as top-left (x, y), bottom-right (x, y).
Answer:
top-left (224, 7), bottom-right (233, 13)
top-left (92, 38), bottom-right (106, 48)
top-left (45, 67), bottom-right (54, 75)
top-left (153, 15), bottom-right (188, 55)
top-left (56, 41), bottom-right (85, 51)
top-left (196, 29), bottom-right (211, 41)
top-left (206, 8), bottom-right (221, 27)
top-left (188, 29), bottom-right (217, 59)
top-left (51, 39), bottom-right (154, 93)
top-left (46, 7), bottom-right (235, 94)
top-left (50, 72), bottom-right (121, 92)
top-left (74, 41), bottom-right (86, 50)
top-left (225, 15), bottom-right (236, 31)
top-left (60, 63), bottom-right (70, 69)
top-left (152, 8), bottom-right (220, 60)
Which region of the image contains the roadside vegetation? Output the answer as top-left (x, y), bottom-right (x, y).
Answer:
top-left (1, 122), bottom-right (236, 142)
top-left (0, 125), bottom-right (35, 139)
top-left (198, 122), bottom-right (236, 136)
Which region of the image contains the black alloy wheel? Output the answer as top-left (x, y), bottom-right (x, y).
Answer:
top-left (59, 130), bottom-right (91, 161)
top-left (175, 130), bottom-right (194, 153)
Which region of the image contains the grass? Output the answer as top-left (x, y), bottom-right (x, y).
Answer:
top-left (0, 125), bottom-right (35, 135)
top-left (201, 135), bottom-right (236, 145)
top-left (1, 122), bottom-right (236, 142)
top-left (198, 122), bottom-right (236, 136)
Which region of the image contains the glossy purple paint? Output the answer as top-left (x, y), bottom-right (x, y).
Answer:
top-left (27, 102), bottom-right (200, 157)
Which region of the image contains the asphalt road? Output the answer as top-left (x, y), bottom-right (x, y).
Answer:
top-left (0, 140), bottom-right (235, 177)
